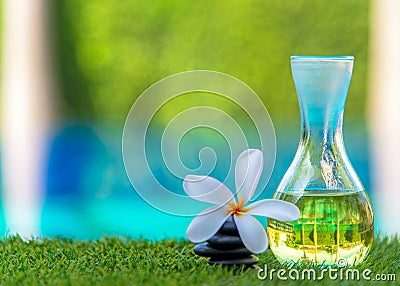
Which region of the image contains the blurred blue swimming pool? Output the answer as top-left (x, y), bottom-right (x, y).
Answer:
top-left (0, 123), bottom-right (373, 240)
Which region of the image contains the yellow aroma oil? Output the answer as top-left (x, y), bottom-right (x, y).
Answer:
top-left (267, 191), bottom-right (374, 266)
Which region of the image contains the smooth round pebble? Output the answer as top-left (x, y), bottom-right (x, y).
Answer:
top-left (194, 243), bottom-right (251, 258)
top-left (207, 233), bottom-right (244, 249)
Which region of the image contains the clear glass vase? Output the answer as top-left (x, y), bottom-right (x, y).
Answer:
top-left (268, 56), bottom-right (374, 266)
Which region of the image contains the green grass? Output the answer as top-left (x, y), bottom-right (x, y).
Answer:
top-left (0, 235), bottom-right (398, 285)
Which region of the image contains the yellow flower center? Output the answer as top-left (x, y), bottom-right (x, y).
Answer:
top-left (227, 198), bottom-right (250, 217)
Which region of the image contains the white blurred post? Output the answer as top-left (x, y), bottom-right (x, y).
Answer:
top-left (368, 0), bottom-right (400, 236)
top-left (1, 0), bottom-right (54, 238)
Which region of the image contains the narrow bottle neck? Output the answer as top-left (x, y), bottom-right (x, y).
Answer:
top-left (292, 57), bottom-right (353, 150)
top-left (300, 101), bottom-right (345, 149)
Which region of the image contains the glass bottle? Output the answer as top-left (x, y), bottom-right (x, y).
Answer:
top-left (268, 56), bottom-right (374, 266)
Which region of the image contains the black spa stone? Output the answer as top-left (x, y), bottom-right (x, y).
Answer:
top-left (217, 216), bottom-right (239, 236)
top-left (207, 233), bottom-right (244, 249)
top-left (194, 243), bottom-right (251, 259)
top-left (192, 215), bottom-right (259, 267)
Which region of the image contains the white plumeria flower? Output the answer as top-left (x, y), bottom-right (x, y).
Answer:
top-left (184, 149), bottom-right (300, 254)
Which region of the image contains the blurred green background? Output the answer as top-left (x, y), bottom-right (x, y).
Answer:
top-left (54, 0), bottom-right (369, 125)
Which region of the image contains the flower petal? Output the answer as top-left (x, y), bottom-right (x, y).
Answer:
top-left (247, 199), bottom-right (300, 221)
top-left (234, 214), bottom-right (268, 254)
top-left (186, 205), bottom-right (231, 243)
top-left (183, 175), bottom-right (235, 205)
top-left (235, 149), bottom-right (263, 204)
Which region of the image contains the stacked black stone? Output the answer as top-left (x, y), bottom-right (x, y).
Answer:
top-left (193, 215), bottom-right (259, 266)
